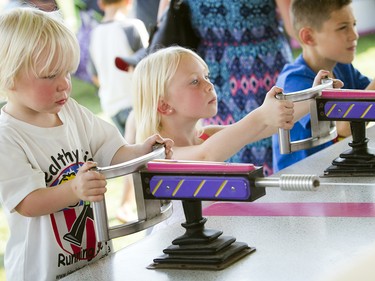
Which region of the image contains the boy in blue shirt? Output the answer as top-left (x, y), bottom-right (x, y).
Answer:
top-left (272, 0), bottom-right (375, 172)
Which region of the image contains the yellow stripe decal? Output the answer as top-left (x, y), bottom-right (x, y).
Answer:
top-left (343, 104), bottom-right (355, 118)
top-left (326, 104), bottom-right (336, 117)
top-left (152, 179), bottom-right (163, 195)
top-left (172, 180), bottom-right (185, 197)
top-left (194, 180), bottom-right (206, 197)
top-left (361, 104), bottom-right (373, 118)
top-left (215, 180), bottom-right (228, 198)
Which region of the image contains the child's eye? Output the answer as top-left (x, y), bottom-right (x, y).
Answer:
top-left (191, 79), bottom-right (199, 85)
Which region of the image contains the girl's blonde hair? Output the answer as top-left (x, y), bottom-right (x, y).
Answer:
top-left (0, 8), bottom-right (80, 98)
top-left (133, 46), bottom-right (207, 143)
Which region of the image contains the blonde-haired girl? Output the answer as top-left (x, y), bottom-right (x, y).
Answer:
top-left (133, 46), bottom-right (295, 161)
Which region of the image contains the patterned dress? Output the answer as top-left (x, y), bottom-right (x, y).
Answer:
top-left (185, 0), bottom-right (293, 176)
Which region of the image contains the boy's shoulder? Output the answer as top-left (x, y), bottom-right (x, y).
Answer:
top-left (276, 55), bottom-right (316, 93)
top-left (334, 63), bottom-right (371, 90)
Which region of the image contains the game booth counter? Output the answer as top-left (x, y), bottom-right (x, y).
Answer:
top-left (62, 86), bottom-right (375, 281)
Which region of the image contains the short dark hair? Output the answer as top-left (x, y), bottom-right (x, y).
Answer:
top-left (291, 0), bottom-right (352, 35)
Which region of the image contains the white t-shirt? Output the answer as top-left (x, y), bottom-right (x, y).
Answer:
top-left (89, 16), bottom-right (149, 117)
top-left (0, 98), bottom-right (126, 280)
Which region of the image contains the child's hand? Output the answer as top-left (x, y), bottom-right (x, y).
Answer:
top-left (143, 134), bottom-right (174, 159)
top-left (262, 86), bottom-right (294, 130)
top-left (71, 161), bottom-right (107, 202)
top-left (313, 70), bottom-right (344, 88)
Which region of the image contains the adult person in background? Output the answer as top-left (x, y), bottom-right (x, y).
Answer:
top-left (74, 0), bottom-right (104, 82)
top-left (89, 0), bottom-right (149, 222)
top-left (158, 0), bottom-right (294, 176)
top-left (89, 0), bottom-right (148, 135)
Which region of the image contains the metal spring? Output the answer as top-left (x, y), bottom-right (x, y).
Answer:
top-left (255, 174), bottom-right (319, 191)
top-left (279, 174), bottom-right (319, 191)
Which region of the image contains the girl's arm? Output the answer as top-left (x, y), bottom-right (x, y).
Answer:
top-left (172, 87), bottom-right (294, 162)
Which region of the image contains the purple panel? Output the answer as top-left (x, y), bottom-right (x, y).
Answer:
top-left (149, 176), bottom-right (251, 200)
top-left (324, 101), bottom-right (375, 119)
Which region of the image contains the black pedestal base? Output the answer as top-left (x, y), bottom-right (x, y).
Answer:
top-left (324, 121), bottom-right (375, 177)
top-left (149, 200), bottom-right (255, 270)
top-left (148, 243), bottom-right (255, 270)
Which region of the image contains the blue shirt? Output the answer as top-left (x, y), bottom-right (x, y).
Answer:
top-left (272, 54), bottom-right (371, 172)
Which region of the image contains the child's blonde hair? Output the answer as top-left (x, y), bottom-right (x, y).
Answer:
top-left (0, 8), bottom-right (80, 98)
top-left (133, 46), bottom-right (207, 143)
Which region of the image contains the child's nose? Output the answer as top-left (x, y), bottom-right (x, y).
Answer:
top-left (349, 26), bottom-right (359, 41)
top-left (57, 74), bottom-right (71, 91)
top-left (205, 80), bottom-right (214, 91)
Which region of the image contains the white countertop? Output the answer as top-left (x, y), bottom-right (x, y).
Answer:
top-left (62, 126), bottom-right (375, 281)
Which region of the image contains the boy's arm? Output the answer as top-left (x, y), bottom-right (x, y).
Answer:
top-left (172, 87), bottom-right (294, 162)
top-left (336, 122), bottom-right (352, 138)
top-left (293, 73), bottom-right (351, 138)
top-left (15, 162), bottom-right (105, 217)
top-left (110, 134), bottom-right (174, 165)
top-left (365, 79), bottom-right (375, 91)
top-left (15, 134), bottom-right (173, 217)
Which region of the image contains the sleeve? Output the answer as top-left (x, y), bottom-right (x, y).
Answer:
top-left (0, 129), bottom-right (46, 212)
top-left (90, 117), bottom-right (127, 167)
top-left (351, 65), bottom-right (371, 90)
top-left (68, 99), bottom-right (127, 167)
top-left (277, 68), bottom-right (316, 93)
top-left (334, 63), bottom-right (371, 90)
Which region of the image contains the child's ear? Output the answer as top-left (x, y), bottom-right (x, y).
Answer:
top-left (299, 27), bottom-right (315, 46)
top-left (157, 100), bottom-right (174, 115)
